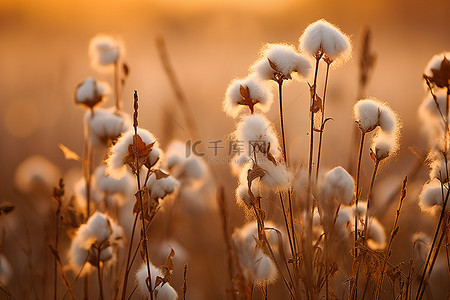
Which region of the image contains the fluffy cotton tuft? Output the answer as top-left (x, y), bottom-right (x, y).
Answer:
top-left (136, 262), bottom-right (178, 300)
top-left (366, 218), bottom-right (386, 250)
top-left (89, 35), bottom-right (124, 72)
top-left (235, 114), bottom-right (281, 158)
top-left (419, 179), bottom-right (449, 215)
top-left (14, 155), bottom-right (60, 195)
top-left (371, 132), bottom-right (399, 161)
top-left (146, 171), bottom-right (179, 199)
top-left (258, 160), bottom-right (291, 190)
top-left (165, 140), bottom-right (207, 180)
top-left (353, 99), bottom-right (380, 132)
top-left (95, 165), bottom-right (135, 199)
top-left (107, 129), bottom-right (161, 179)
top-left (251, 43), bottom-right (311, 82)
top-left (419, 89), bottom-right (448, 122)
top-left (321, 166), bottom-right (355, 205)
top-left (75, 77), bottom-right (110, 108)
top-left (429, 152), bottom-right (449, 183)
top-left (353, 99), bottom-right (399, 135)
top-left (85, 107), bottom-right (131, 148)
top-left (69, 212), bottom-right (124, 273)
top-left (424, 52), bottom-right (450, 78)
top-left (299, 19), bottom-right (351, 65)
top-left (223, 76), bottom-right (273, 118)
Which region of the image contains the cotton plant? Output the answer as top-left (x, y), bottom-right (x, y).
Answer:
top-left (69, 212), bottom-right (124, 298)
top-left (415, 51), bottom-right (450, 299)
top-left (135, 261), bottom-right (178, 300)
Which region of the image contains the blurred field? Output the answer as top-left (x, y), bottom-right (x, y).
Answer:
top-left (1, 0), bottom-right (450, 298)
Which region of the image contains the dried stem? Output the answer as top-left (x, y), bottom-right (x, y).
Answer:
top-left (375, 176), bottom-right (407, 299)
top-left (97, 248), bottom-right (104, 300)
top-left (217, 186), bottom-right (237, 299)
top-left (364, 158), bottom-right (381, 239)
top-left (351, 129), bottom-right (366, 299)
top-left (315, 62), bottom-right (331, 183)
top-left (133, 91), bottom-right (154, 300)
top-left (182, 263), bottom-right (188, 300)
top-left (120, 214), bottom-right (139, 300)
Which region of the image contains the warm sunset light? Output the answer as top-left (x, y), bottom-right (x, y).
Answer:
top-left (1, 0), bottom-right (450, 299)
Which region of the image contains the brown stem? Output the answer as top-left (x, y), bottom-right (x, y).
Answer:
top-left (351, 130), bottom-right (365, 299)
top-left (364, 159), bottom-right (380, 239)
top-left (315, 62), bottom-right (331, 183)
top-left (97, 248), bottom-right (104, 300)
top-left (120, 214), bottom-right (139, 300)
top-left (375, 176), bottom-right (407, 299)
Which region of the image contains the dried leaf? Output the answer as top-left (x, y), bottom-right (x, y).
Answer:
top-left (267, 58), bottom-right (279, 72)
top-left (123, 63), bottom-right (130, 77)
top-left (266, 152), bottom-right (277, 166)
top-left (430, 56), bottom-right (450, 88)
top-left (155, 169), bottom-right (170, 180)
top-left (124, 135), bottom-right (155, 173)
top-left (238, 85), bottom-right (258, 113)
top-left (157, 247), bottom-right (175, 287)
top-left (247, 165), bottom-right (266, 184)
top-left (369, 148), bottom-right (377, 162)
top-left (58, 144), bottom-right (81, 161)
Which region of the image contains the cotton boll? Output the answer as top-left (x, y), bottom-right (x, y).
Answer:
top-left (183, 157), bottom-right (207, 179)
top-left (419, 89), bottom-right (448, 122)
top-left (236, 183), bottom-right (254, 207)
top-left (136, 262), bottom-right (178, 300)
top-left (85, 212), bottom-right (112, 245)
top-left (412, 232), bottom-right (431, 262)
top-left (75, 77), bottom-right (110, 108)
top-left (254, 252), bottom-right (277, 284)
top-left (259, 160), bottom-right (291, 191)
top-left (74, 177), bottom-right (102, 212)
top-left (235, 114), bottom-right (281, 158)
top-left (252, 43), bottom-right (311, 81)
top-left (85, 107), bottom-right (132, 148)
top-left (89, 35), bottom-right (124, 72)
top-left (0, 255), bottom-right (12, 285)
top-left (95, 165), bottom-right (135, 199)
top-left (223, 76), bottom-right (273, 118)
top-left (424, 52), bottom-right (450, 80)
top-left (353, 99), bottom-right (380, 133)
top-left (429, 154), bottom-right (449, 182)
top-left (230, 154), bottom-right (251, 177)
top-left (419, 179), bottom-right (449, 215)
top-left (378, 104), bottom-right (398, 134)
top-left (299, 19), bottom-right (351, 65)
top-left (371, 132), bottom-right (399, 161)
top-left (321, 166), bottom-right (355, 205)
top-left (15, 155), bottom-right (61, 196)
top-left (366, 218), bottom-right (386, 250)
top-left (146, 171), bottom-right (179, 199)
top-left (235, 221), bottom-right (278, 251)
top-left (107, 128), bottom-right (160, 179)
top-left (166, 140), bottom-right (185, 169)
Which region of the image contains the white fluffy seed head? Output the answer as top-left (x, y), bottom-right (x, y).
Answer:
top-left (366, 218), bottom-right (386, 250)
top-left (353, 99), bottom-right (399, 135)
top-left (419, 179), bottom-right (449, 215)
top-left (136, 262), bottom-right (178, 300)
top-left (94, 165), bottom-right (135, 199)
top-left (299, 19), bottom-right (351, 65)
top-left (258, 160), bottom-right (291, 191)
top-left (107, 129), bottom-right (161, 179)
top-left (419, 89), bottom-right (448, 122)
top-left (165, 140), bottom-right (207, 180)
top-left (429, 152), bottom-right (449, 182)
top-left (146, 170), bottom-right (179, 199)
top-left (14, 155), bottom-right (60, 195)
top-left (424, 52), bottom-right (450, 78)
top-left (69, 213), bottom-right (124, 273)
top-left (353, 99), bottom-right (380, 132)
top-left (75, 77), bottom-right (110, 108)
top-left (223, 76), bottom-right (273, 118)
top-left (89, 35), bottom-right (124, 72)
top-left (85, 107), bottom-right (131, 148)
top-left (254, 252), bottom-right (277, 284)
top-left (235, 114), bottom-right (281, 158)
top-left (321, 166), bottom-right (355, 205)
top-left (251, 43), bottom-right (311, 82)
top-left (230, 154), bottom-right (251, 177)
top-left (371, 131), bottom-right (399, 161)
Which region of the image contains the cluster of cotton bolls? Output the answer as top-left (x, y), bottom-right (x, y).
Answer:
top-left (232, 222), bottom-right (278, 285)
top-left (69, 212), bottom-right (124, 274)
top-left (353, 98), bottom-right (400, 162)
top-left (418, 52), bottom-right (450, 216)
top-left (164, 140), bottom-right (216, 214)
top-left (135, 261), bottom-right (178, 300)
